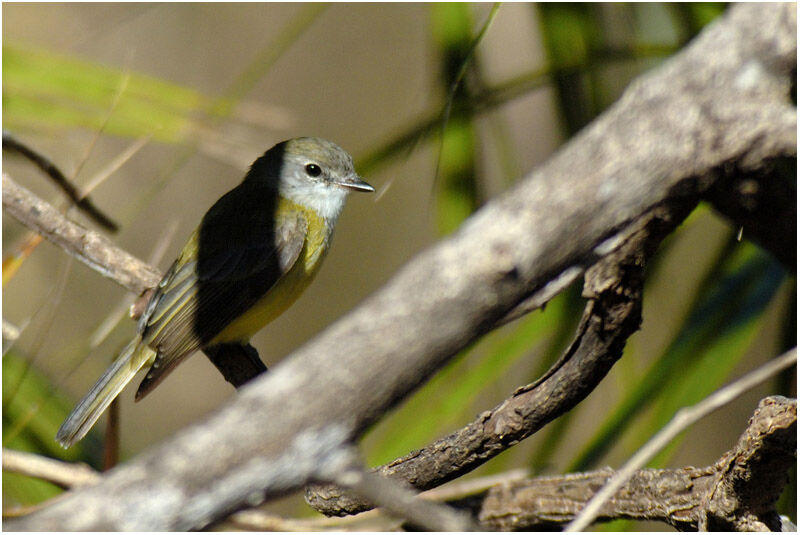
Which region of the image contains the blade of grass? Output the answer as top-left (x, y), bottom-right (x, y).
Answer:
top-left (568, 240), bottom-right (784, 472)
top-left (536, 3), bottom-right (598, 135)
top-left (3, 45), bottom-right (208, 143)
top-left (567, 348), bottom-right (797, 532)
top-left (2, 352), bottom-right (102, 463)
top-left (646, 249), bottom-right (787, 467)
top-left (429, 3), bottom-right (492, 234)
top-left (119, 3), bottom-right (327, 227)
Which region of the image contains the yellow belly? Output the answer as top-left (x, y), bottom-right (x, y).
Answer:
top-left (209, 205), bottom-right (330, 344)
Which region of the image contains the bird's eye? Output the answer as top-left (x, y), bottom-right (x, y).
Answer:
top-left (304, 163), bottom-right (322, 177)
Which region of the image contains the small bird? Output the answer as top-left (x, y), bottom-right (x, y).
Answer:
top-left (56, 137), bottom-right (374, 447)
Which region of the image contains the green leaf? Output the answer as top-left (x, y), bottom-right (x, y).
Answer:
top-left (646, 246), bottom-right (788, 466)
top-left (435, 117), bottom-right (478, 234)
top-left (3, 44), bottom-right (212, 143)
top-left (3, 351), bottom-right (104, 504)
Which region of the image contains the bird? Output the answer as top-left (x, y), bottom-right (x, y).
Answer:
top-left (56, 137), bottom-right (374, 447)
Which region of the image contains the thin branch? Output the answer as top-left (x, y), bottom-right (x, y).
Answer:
top-left (224, 509), bottom-right (391, 532)
top-left (2, 173), bottom-right (161, 295)
top-left (2, 132), bottom-right (119, 231)
top-left (220, 470), bottom-right (528, 531)
top-left (420, 468), bottom-right (529, 503)
top-left (2, 448), bottom-right (100, 489)
top-left (566, 350), bottom-right (797, 531)
top-left (332, 462), bottom-right (479, 531)
top-left (70, 73), bottom-right (131, 185)
top-left (80, 135), bottom-right (152, 198)
top-left (87, 218), bottom-right (179, 349)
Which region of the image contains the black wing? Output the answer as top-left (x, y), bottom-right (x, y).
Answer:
top-left (134, 181), bottom-right (306, 399)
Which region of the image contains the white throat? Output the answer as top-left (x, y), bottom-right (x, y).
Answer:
top-left (283, 183), bottom-right (349, 224)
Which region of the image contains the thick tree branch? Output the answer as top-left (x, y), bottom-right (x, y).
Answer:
top-left (305, 196), bottom-right (697, 516)
top-left (567, 349), bottom-right (797, 531)
top-left (474, 396), bottom-right (796, 531)
top-left (6, 3), bottom-right (796, 530)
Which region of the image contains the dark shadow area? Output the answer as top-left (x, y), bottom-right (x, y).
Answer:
top-left (203, 343), bottom-right (267, 388)
top-left (191, 144), bottom-right (291, 387)
top-left (135, 143), bottom-right (289, 398)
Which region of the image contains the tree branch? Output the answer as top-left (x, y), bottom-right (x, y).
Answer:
top-left (567, 350), bottom-right (797, 531)
top-left (2, 448), bottom-right (100, 490)
top-left (2, 174), bottom-right (160, 295)
top-left (6, 3), bottom-right (796, 530)
top-left (330, 461), bottom-right (478, 531)
top-left (305, 196), bottom-right (697, 516)
top-left (2, 132), bottom-right (120, 232)
top-left (474, 395), bottom-right (796, 531)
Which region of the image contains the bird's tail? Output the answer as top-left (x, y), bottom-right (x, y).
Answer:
top-left (56, 340), bottom-right (156, 448)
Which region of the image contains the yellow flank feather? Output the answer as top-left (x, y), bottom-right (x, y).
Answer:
top-left (210, 200), bottom-right (330, 344)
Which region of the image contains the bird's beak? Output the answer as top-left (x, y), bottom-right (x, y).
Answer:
top-left (335, 174), bottom-right (375, 193)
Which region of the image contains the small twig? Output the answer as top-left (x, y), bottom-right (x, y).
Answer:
top-left (3, 255), bottom-right (75, 447)
top-left (333, 463), bottom-right (479, 532)
top-left (80, 135), bottom-right (152, 199)
top-left (2, 132), bottom-right (119, 231)
top-left (225, 509), bottom-right (390, 532)
top-left (566, 349), bottom-right (797, 532)
top-left (496, 265), bottom-right (583, 326)
top-left (70, 73), bottom-right (131, 185)
top-left (103, 398), bottom-right (120, 471)
top-left (419, 468), bottom-right (529, 502)
top-left (223, 469), bottom-right (527, 531)
top-left (3, 173), bottom-right (160, 295)
top-left (2, 448), bottom-right (100, 489)
top-left (478, 395), bottom-right (795, 530)
top-left (88, 218), bottom-right (178, 349)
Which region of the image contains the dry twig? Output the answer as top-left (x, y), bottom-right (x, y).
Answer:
top-left (567, 350), bottom-right (797, 531)
top-left (2, 448), bottom-right (100, 489)
top-left (3, 174), bottom-right (160, 295)
top-left (475, 395), bottom-right (796, 531)
top-left (2, 133), bottom-right (119, 231)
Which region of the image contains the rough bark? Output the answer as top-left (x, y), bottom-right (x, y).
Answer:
top-left (473, 396), bottom-right (796, 531)
top-left (305, 197), bottom-right (697, 516)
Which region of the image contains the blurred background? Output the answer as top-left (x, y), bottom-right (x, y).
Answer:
top-left (3, 3), bottom-right (795, 529)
